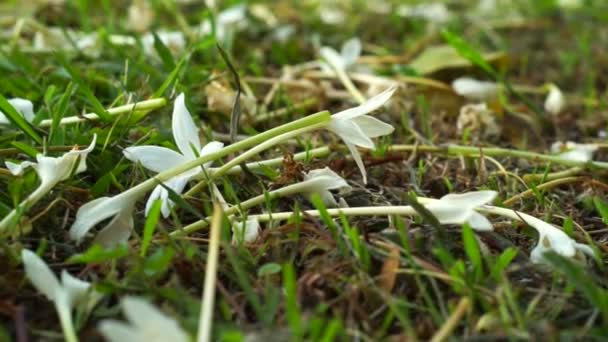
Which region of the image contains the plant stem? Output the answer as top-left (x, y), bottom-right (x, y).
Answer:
top-left (119, 110), bottom-right (331, 202)
top-left (185, 122), bottom-right (327, 198)
top-left (197, 204), bottom-right (222, 342)
top-left (56, 300), bottom-right (79, 342)
top-left (0, 181), bottom-right (55, 233)
top-left (185, 146), bottom-right (330, 197)
top-left (388, 144), bottom-right (608, 169)
top-left (38, 98), bottom-right (167, 127)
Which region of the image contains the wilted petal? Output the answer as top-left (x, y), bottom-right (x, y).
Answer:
top-left (34, 134), bottom-right (97, 185)
top-left (303, 167), bottom-right (351, 206)
top-left (466, 212), bottom-right (494, 231)
top-left (21, 249), bottom-right (60, 302)
top-left (172, 93), bottom-right (201, 159)
top-left (424, 191), bottom-right (497, 228)
top-left (341, 38), bottom-right (361, 67)
top-left (550, 141), bottom-right (598, 162)
top-left (124, 145), bottom-right (190, 173)
top-left (452, 77), bottom-right (498, 100)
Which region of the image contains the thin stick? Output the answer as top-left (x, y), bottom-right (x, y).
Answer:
top-left (430, 297), bottom-right (471, 342)
top-left (197, 203), bottom-right (223, 342)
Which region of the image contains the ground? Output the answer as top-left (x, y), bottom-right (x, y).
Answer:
top-left (0, 1), bottom-right (608, 341)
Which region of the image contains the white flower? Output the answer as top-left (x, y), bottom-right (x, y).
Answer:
top-left (452, 77), bottom-right (499, 101)
top-left (128, 0), bottom-right (154, 33)
top-left (141, 31), bottom-right (186, 57)
top-left (544, 83), bottom-right (566, 115)
top-left (423, 191), bottom-right (497, 231)
top-left (199, 4), bottom-right (247, 41)
top-left (68, 193), bottom-right (137, 245)
top-left (479, 207), bottom-right (594, 264)
top-left (99, 296), bottom-right (189, 342)
top-left (6, 135), bottom-right (96, 187)
top-left (326, 86), bottom-right (396, 183)
top-left (397, 2), bottom-right (451, 23)
top-left (124, 94), bottom-right (223, 217)
top-left (232, 217), bottom-right (260, 244)
top-left (550, 141), bottom-right (598, 162)
top-left (0, 98), bottom-right (35, 124)
top-left (319, 38), bottom-right (362, 72)
top-left (21, 249), bottom-right (95, 342)
top-left (302, 167), bottom-right (352, 206)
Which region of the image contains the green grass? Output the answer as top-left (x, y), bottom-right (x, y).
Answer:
top-left (1, 0), bottom-right (608, 341)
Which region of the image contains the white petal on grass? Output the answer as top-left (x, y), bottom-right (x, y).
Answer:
top-left (550, 141), bottom-right (598, 162)
top-left (34, 134), bottom-right (97, 186)
top-left (199, 141), bottom-right (225, 168)
top-left (60, 271), bottom-right (91, 307)
top-left (320, 46), bottom-right (346, 70)
top-left (124, 146), bottom-right (190, 173)
top-left (69, 194), bottom-right (136, 243)
top-left (331, 85), bottom-right (397, 121)
top-left (172, 93), bottom-right (202, 159)
top-left (232, 218), bottom-right (260, 244)
top-left (340, 38), bottom-right (362, 67)
top-left (98, 321), bottom-right (140, 342)
top-left (99, 297), bottom-right (189, 342)
top-left (330, 119), bottom-right (375, 148)
top-left (92, 210), bottom-right (134, 248)
top-left (21, 249), bottom-right (61, 301)
top-left (146, 176), bottom-right (190, 217)
top-left (303, 167), bottom-right (352, 206)
top-left (544, 84), bottom-right (565, 115)
top-left (452, 77), bottom-right (498, 100)
top-left (0, 98), bottom-right (35, 124)
top-left (352, 115), bottom-right (395, 138)
top-left (424, 191), bottom-right (497, 231)
top-left (5, 160), bottom-right (36, 176)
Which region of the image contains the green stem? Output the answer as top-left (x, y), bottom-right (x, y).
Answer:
top-left (38, 98), bottom-right (167, 127)
top-left (185, 123), bottom-right (327, 198)
top-left (56, 300), bottom-right (79, 342)
top-left (185, 146), bottom-right (330, 197)
top-left (388, 144), bottom-right (608, 169)
top-left (0, 181), bottom-right (55, 233)
top-left (120, 110), bottom-right (331, 200)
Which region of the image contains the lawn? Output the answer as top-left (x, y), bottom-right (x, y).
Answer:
top-left (1, 0), bottom-right (608, 341)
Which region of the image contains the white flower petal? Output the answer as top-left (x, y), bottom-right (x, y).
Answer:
top-left (99, 320), bottom-right (141, 342)
top-left (149, 176), bottom-right (191, 218)
top-left (199, 141), bottom-right (225, 168)
top-left (60, 271), bottom-right (91, 308)
top-left (21, 249), bottom-right (60, 302)
top-left (328, 118), bottom-right (375, 149)
top-left (341, 38), bottom-right (361, 67)
top-left (172, 93), bottom-right (201, 159)
top-left (93, 210), bottom-right (134, 248)
top-left (34, 134), bottom-right (97, 185)
top-left (352, 115), bottom-right (395, 138)
top-left (232, 218), bottom-right (260, 244)
top-left (466, 212), bottom-right (494, 231)
top-left (332, 85), bottom-right (397, 121)
top-left (346, 142), bottom-right (368, 184)
top-left (304, 167), bottom-right (351, 193)
top-left (544, 84), bottom-right (565, 115)
top-left (0, 98), bottom-right (35, 124)
top-left (320, 46), bottom-right (346, 70)
top-left (5, 160), bottom-right (36, 176)
top-left (124, 146), bottom-right (191, 173)
top-left (550, 141), bottom-right (598, 162)
top-left (69, 194), bottom-right (135, 243)
top-left (121, 297), bottom-right (189, 341)
top-left (452, 77), bottom-right (498, 100)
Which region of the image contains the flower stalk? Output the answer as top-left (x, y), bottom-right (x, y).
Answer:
top-left (388, 144), bottom-right (608, 169)
top-left (38, 98), bottom-right (167, 127)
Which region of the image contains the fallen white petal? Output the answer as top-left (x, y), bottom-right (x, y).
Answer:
top-left (452, 77), bottom-right (498, 100)
top-left (341, 38), bottom-right (362, 67)
top-left (21, 249), bottom-right (61, 302)
top-left (124, 146), bottom-right (191, 173)
top-left (172, 93), bottom-right (202, 159)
